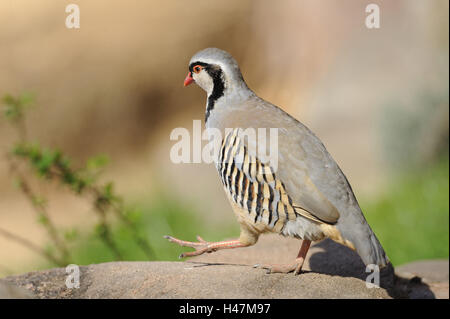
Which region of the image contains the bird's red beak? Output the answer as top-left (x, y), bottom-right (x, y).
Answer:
top-left (184, 72), bottom-right (194, 87)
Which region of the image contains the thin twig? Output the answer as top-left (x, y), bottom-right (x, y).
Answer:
top-left (7, 157), bottom-right (71, 264)
top-left (48, 167), bottom-right (154, 259)
top-left (110, 201), bottom-right (155, 259)
top-left (89, 186), bottom-right (154, 259)
top-left (94, 204), bottom-right (123, 260)
top-left (47, 167), bottom-right (124, 260)
top-left (0, 227), bottom-right (65, 266)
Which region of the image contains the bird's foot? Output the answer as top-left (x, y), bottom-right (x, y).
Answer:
top-left (164, 235), bottom-right (215, 258)
top-left (254, 257), bottom-right (305, 275)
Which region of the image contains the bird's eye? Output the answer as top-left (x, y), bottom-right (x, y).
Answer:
top-left (193, 65), bottom-right (203, 74)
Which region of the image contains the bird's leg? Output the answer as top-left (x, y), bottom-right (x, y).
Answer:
top-left (255, 239), bottom-right (311, 275)
top-left (164, 235), bottom-right (249, 258)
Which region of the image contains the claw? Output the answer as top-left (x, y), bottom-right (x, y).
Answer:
top-left (196, 235), bottom-right (207, 243)
top-left (254, 264), bottom-right (274, 274)
top-left (165, 234), bottom-right (210, 258)
top-left (254, 263), bottom-right (299, 274)
top-left (294, 264), bottom-right (302, 275)
top-left (164, 235), bottom-right (175, 243)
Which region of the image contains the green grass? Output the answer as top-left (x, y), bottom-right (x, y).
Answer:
top-left (361, 157), bottom-right (449, 266)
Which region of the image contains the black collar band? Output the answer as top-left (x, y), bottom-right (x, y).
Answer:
top-left (189, 61), bottom-right (225, 123)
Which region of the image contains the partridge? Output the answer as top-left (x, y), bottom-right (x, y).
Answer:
top-left (165, 48), bottom-right (389, 274)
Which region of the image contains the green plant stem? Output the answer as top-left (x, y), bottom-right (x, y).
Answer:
top-left (7, 158), bottom-right (71, 264)
top-left (95, 207), bottom-right (123, 260)
top-left (48, 168), bottom-right (154, 259)
top-left (110, 201), bottom-right (155, 259)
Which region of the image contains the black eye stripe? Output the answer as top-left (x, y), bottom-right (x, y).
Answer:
top-left (189, 61), bottom-right (210, 73)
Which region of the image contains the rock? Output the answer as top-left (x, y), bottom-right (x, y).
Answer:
top-left (395, 260), bottom-right (449, 299)
top-left (0, 281), bottom-right (34, 299)
top-left (0, 235), bottom-right (444, 299)
top-left (2, 261), bottom-right (391, 299)
top-left (192, 235), bottom-right (395, 288)
top-left (396, 260), bottom-right (449, 283)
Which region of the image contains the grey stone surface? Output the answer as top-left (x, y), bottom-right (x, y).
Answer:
top-left (396, 259), bottom-right (448, 283)
top-left (2, 261), bottom-right (391, 299)
top-left (0, 281), bottom-right (34, 299)
top-left (396, 259), bottom-right (449, 299)
top-left (0, 235), bottom-right (445, 299)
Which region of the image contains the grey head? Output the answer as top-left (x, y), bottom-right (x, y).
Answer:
top-left (184, 48), bottom-right (252, 122)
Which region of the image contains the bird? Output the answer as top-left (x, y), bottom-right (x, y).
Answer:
top-left (165, 48), bottom-right (389, 275)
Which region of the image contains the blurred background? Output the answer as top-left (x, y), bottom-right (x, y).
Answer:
top-left (0, 0), bottom-right (448, 276)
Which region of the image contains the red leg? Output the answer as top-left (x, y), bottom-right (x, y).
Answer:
top-left (293, 239), bottom-right (311, 275)
top-left (164, 235), bottom-right (248, 258)
top-left (255, 239), bottom-right (312, 275)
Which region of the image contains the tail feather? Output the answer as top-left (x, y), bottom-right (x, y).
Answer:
top-left (330, 209), bottom-right (389, 268)
top-left (362, 229), bottom-right (389, 267)
top-left (321, 218), bottom-right (393, 288)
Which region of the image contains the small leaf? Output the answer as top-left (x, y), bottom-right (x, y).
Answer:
top-left (124, 208), bottom-right (142, 223)
top-left (32, 195), bottom-right (47, 207)
top-left (2, 94), bottom-right (16, 106)
top-left (37, 214), bottom-right (49, 225)
top-left (2, 93), bottom-right (34, 122)
top-left (101, 182), bottom-right (117, 202)
top-left (94, 223), bottom-right (107, 237)
top-left (86, 154), bottom-right (109, 170)
top-left (44, 244), bottom-right (55, 256)
top-left (18, 92), bottom-right (34, 107)
top-left (64, 228), bottom-right (79, 241)
top-left (36, 149), bottom-right (55, 176)
top-left (72, 179), bottom-right (86, 194)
